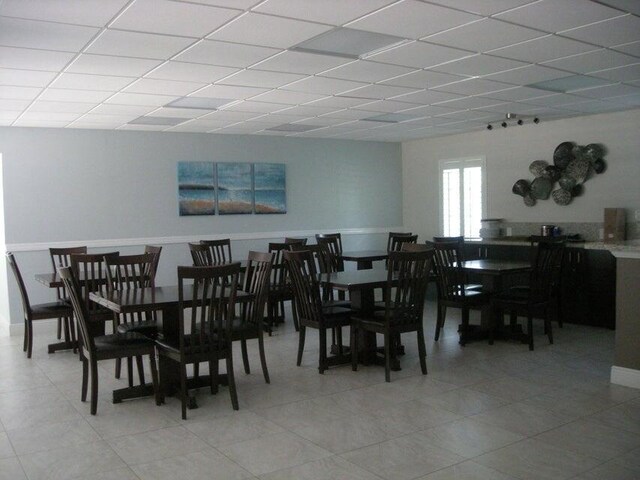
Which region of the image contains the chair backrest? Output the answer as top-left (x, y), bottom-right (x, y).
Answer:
top-left (106, 253), bottom-right (157, 325)
top-left (401, 243), bottom-right (432, 252)
top-left (242, 251), bottom-right (274, 327)
top-left (315, 235), bottom-right (344, 272)
top-left (284, 250), bottom-right (323, 324)
top-left (49, 246), bottom-right (87, 300)
top-left (189, 242), bottom-right (212, 266)
top-left (530, 240), bottom-right (566, 303)
top-left (388, 233), bottom-right (418, 253)
top-left (433, 236), bottom-right (466, 262)
top-left (177, 263), bottom-right (240, 357)
top-left (144, 245), bottom-right (162, 281)
top-left (268, 242), bottom-right (291, 288)
top-left (284, 237), bottom-right (307, 246)
top-left (6, 252), bottom-right (32, 317)
top-left (387, 232), bottom-right (413, 252)
top-left (70, 252), bottom-right (119, 319)
top-left (384, 249), bottom-right (434, 326)
top-left (59, 266), bottom-right (96, 355)
top-left (432, 242), bottom-right (467, 301)
top-left (200, 239), bottom-right (232, 265)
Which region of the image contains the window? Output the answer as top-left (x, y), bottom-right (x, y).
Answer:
top-left (439, 157), bottom-right (486, 239)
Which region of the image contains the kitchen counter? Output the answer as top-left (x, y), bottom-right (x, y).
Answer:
top-left (467, 237), bottom-right (640, 256)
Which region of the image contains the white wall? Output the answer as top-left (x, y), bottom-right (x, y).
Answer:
top-left (0, 127), bottom-right (402, 328)
top-left (402, 109), bottom-right (640, 239)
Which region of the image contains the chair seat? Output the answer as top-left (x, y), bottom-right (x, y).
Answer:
top-left (443, 289), bottom-right (489, 306)
top-left (465, 283), bottom-right (483, 291)
top-left (116, 320), bottom-right (159, 337)
top-left (94, 332), bottom-right (155, 353)
top-left (31, 301), bottom-right (73, 320)
top-left (156, 334), bottom-right (228, 354)
top-left (321, 305), bottom-right (354, 317)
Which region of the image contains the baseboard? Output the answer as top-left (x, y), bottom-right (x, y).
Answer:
top-left (611, 365), bottom-right (640, 389)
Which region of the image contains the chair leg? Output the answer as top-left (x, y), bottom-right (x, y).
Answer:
top-left (211, 356), bottom-right (219, 395)
top-left (336, 326), bottom-right (344, 356)
top-left (545, 311), bottom-right (554, 345)
top-left (57, 317), bottom-right (62, 340)
top-left (226, 353), bottom-right (239, 410)
top-left (23, 320), bottom-right (28, 352)
top-left (180, 362), bottom-right (188, 420)
top-left (435, 303), bottom-right (445, 341)
top-left (90, 360), bottom-right (99, 415)
top-left (135, 355), bottom-right (145, 385)
top-left (296, 325), bottom-right (306, 366)
top-left (527, 314), bottom-right (534, 351)
top-left (241, 338), bottom-right (250, 375)
top-left (126, 357), bottom-right (134, 387)
top-left (350, 324), bottom-right (358, 371)
top-left (459, 308), bottom-right (469, 346)
top-left (62, 317), bottom-right (71, 345)
top-left (384, 332), bottom-right (391, 383)
top-left (26, 320), bottom-right (33, 359)
top-left (193, 362), bottom-right (200, 382)
top-left (148, 353), bottom-right (160, 406)
top-left (318, 327), bottom-right (327, 374)
top-left (417, 327), bottom-right (427, 375)
top-left (81, 357), bottom-right (88, 402)
top-left (257, 331), bottom-right (270, 384)
top-left (291, 300), bottom-right (299, 332)
top-left (69, 317), bottom-right (78, 354)
top-left (115, 358), bottom-right (121, 379)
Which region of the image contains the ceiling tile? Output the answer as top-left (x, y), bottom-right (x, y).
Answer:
top-left (0, 0), bottom-right (128, 26)
top-left (50, 73), bottom-right (135, 91)
top-left (321, 109), bottom-right (385, 120)
top-left (195, 84), bottom-right (270, 99)
top-left (208, 13), bottom-right (332, 49)
top-left (0, 111), bottom-right (21, 123)
top-left (66, 54), bottom-right (162, 77)
top-left (483, 86), bottom-right (561, 101)
top-left (146, 62), bottom-right (238, 83)
top-left (522, 93), bottom-right (592, 107)
top-left (353, 100), bottom-right (422, 113)
top-left (39, 88), bottom-right (113, 103)
top-left (111, 0), bottom-right (240, 37)
top-left (220, 101), bottom-right (289, 113)
top-left (146, 107), bottom-right (210, 119)
top-left (250, 89), bottom-right (328, 105)
top-left (0, 47), bottom-right (75, 72)
top-left (0, 68), bottom-right (57, 87)
top-left (86, 30), bottom-right (195, 60)
top-left (0, 17), bottom-right (99, 52)
top-left (105, 92), bottom-right (179, 106)
top-left (612, 41), bottom-right (640, 56)
top-left (495, 0), bottom-right (624, 33)
top-left (347, 0), bottom-right (480, 40)
top-left (90, 104), bottom-right (157, 115)
top-left (254, 51), bottom-right (352, 75)
top-left (436, 95), bottom-right (507, 109)
top-left (541, 48), bottom-right (639, 74)
top-left (426, 0), bottom-right (538, 16)
top-left (0, 85), bottom-right (42, 100)
top-left (489, 35), bottom-right (598, 63)
top-left (367, 41), bottom-right (474, 69)
top-left (395, 104), bottom-right (460, 117)
top-left (573, 83), bottom-right (640, 98)
top-left (174, 40), bottom-right (280, 68)
top-left (483, 64), bottom-right (573, 85)
top-left (380, 70), bottom-right (467, 88)
top-left (434, 78), bottom-right (511, 95)
top-left (12, 119), bottom-right (71, 128)
top-left (277, 104), bottom-right (340, 116)
top-left (200, 110), bottom-right (263, 122)
top-left (0, 98), bottom-right (32, 110)
top-left (433, 54), bottom-right (526, 77)
top-left (305, 95), bottom-right (379, 108)
top-left (29, 101), bottom-right (98, 114)
top-left (124, 78), bottom-right (206, 96)
top-left (173, 0), bottom-right (261, 10)
top-left (561, 14), bottom-right (640, 46)
top-left (345, 84), bottom-right (420, 99)
top-left (19, 111), bottom-right (83, 122)
top-left (596, 0), bottom-right (640, 15)
top-left (283, 76), bottom-right (367, 95)
top-left (219, 69), bottom-right (305, 88)
top-left (390, 89), bottom-right (464, 105)
top-left (118, 124), bottom-right (169, 131)
top-left (74, 113), bottom-right (137, 124)
top-left (320, 60), bottom-right (416, 83)
top-left (254, 0), bottom-right (396, 25)
top-left (590, 63), bottom-right (640, 82)
top-left (425, 18), bottom-right (545, 52)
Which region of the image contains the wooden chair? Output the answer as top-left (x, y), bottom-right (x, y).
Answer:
top-left (49, 246), bottom-right (86, 341)
top-left (156, 263), bottom-right (241, 419)
top-left (144, 245), bottom-right (162, 281)
top-left (491, 241), bottom-right (566, 350)
top-left (387, 232), bottom-right (414, 253)
top-left (432, 242), bottom-right (490, 345)
top-left (59, 266), bottom-right (160, 415)
top-left (189, 242), bottom-right (212, 266)
top-left (7, 252), bottom-right (74, 358)
top-left (350, 249), bottom-right (434, 382)
top-left (315, 233), bottom-right (344, 272)
top-left (236, 251), bottom-right (274, 383)
top-left (106, 253), bottom-right (158, 386)
top-left (284, 250), bottom-right (352, 374)
top-left (284, 237), bottom-right (307, 246)
top-left (267, 242), bottom-right (298, 332)
top-left (200, 239), bottom-right (232, 264)
top-left (528, 236), bottom-right (566, 328)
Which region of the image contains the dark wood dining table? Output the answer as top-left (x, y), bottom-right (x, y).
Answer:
top-left (340, 250), bottom-right (388, 270)
top-left (89, 285), bottom-right (253, 406)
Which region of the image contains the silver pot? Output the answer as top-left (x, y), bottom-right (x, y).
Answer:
top-left (540, 225), bottom-right (556, 237)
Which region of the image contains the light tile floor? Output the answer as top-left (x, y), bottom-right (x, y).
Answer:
top-left (1, 302), bottom-right (639, 480)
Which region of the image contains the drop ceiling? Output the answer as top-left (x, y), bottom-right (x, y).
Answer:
top-left (1, 0), bottom-right (639, 142)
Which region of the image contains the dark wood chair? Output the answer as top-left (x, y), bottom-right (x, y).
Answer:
top-left (490, 240), bottom-right (566, 350)
top-left (106, 253), bottom-right (158, 386)
top-left (59, 266), bottom-right (160, 415)
top-left (350, 248), bottom-right (434, 382)
top-left (200, 239), bottom-right (232, 264)
top-left (315, 233), bottom-right (344, 272)
top-left (284, 250), bottom-right (352, 374)
top-left (144, 245), bottom-right (162, 281)
top-left (267, 242), bottom-right (298, 332)
top-left (528, 236), bottom-right (566, 328)
top-left (189, 242), bottom-right (212, 266)
top-left (7, 252), bottom-right (74, 358)
top-left (387, 232), bottom-right (414, 253)
top-left (156, 263), bottom-right (241, 419)
top-left (236, 251), bottom-right (274, 383)
top-left (432, 242), bottom-right (490, 345)
top-left (284, 237), bottom-right (307, 246)
top-left (49, 246), bottom-right (86, 341)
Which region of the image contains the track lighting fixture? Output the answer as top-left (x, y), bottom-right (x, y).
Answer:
top-left (534, 117), bottom-right (540, 124)
top-left (501, 122), bottom-right (507, 128)
top-left (487, 124), bottom-right (493, 130)
top-left (517, 119), bottom-right (523, 125)
top-left (486, 114), bottom-right (540, 131)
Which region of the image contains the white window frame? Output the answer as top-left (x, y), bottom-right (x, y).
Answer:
top-left (438, 156), bottom-right (487, 239)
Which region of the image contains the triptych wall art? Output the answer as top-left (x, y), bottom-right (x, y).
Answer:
top-left (178, 162), bottom-right (286, 216)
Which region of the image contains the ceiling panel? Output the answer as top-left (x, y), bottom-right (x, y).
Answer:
top-left (254, 0), bottom-right (396, 25)
top-left (254, 51), bottom-right (352, 75)
top-left (488, 35), bottom-right (598, 63)
top-left (0, 0), bottom-right (128, 27)
top-left (39, 88), bottom-right (113, 103)
top-left (433, 54), bottom-right (527, 77)
top-left (612, 41), bottom-right (640, 56)
top-left (174, 40), bottom-right (280, 68)
top-left (250, 89), bottom-right (328, 105)
top-left (367, 41), bottom-right (474, 69)
top-left (560, 15), bottom-right (640, 46)
top-left (345, 84), bottom-right (419, 100)
top-left (105, 92), bottom-right (180, 106)
top-left (29, 101), bottom-right (98, 114)
top-left (380, 70), bottom-right (467, 89)
top-left (86, 30), bottom-right (195, 60)
top-left (195, 84), bottom-right (271, 100)
top-left (219, 69), bottom-right (306, 88)
top-left (66, 54), bottom-right (162, 77)
top-left (433, 78), bottom-right (512, 95)
top-left (0, 46), bottom-right (75, 72)
top-left (146, 62), bottom-right (239, 83)
top-left (0, 85), bottom-right (43, 100)
top-left (283, 76), bottom-right (367, 95)
top-left (590, 64), bottom-right (640, 82)
top-left (426, 0), bottom-right (538, 16)
top-left (124, 78), bottom-right (206, 96)
top-left (0, 68), bottom-right (58, 87)
top-left (50, 73), bottom-right (136, 91)
top-left (320, 60), bottom-right (416, 83)
top-left (483, 64), bottom-right (573, 85)
top-left (0, 17), bottom-right (98, 52)
top-left (541, 49), bottom-right (640, 74)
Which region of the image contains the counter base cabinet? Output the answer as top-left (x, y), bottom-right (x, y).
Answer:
top-left (463, 243), bottom-right (616, 329)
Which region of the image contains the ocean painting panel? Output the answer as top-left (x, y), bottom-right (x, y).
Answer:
top-left (217, 162), bottom-right (253, 214)
top-left (178, 161), bottom-right (215, 216)
top-left (254, 163), bottom-right (286, 214)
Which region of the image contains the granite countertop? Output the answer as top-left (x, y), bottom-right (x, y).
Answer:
top-left (467, 237), bottom-right (640, 256)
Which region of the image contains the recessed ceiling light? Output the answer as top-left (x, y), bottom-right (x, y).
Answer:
top-left (165, 97), bottom-right (235, 110)
top-left (527, 75), bottom-right (613, 93)
top-left (362, 113), bottom-right (419, 123)
top-left (291, 27), bottom-right (408, 59)
top-left (129, 116), bottom-right (186, 126)
top-left (266, 124), bottom-right (322, 132)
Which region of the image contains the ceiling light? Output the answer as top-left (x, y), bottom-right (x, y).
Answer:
top-left (165, 97), bottom-right (235, 110)
top-left (266, 124), bottom-right (322, 132)
top-left (290, 27), bottom-right (407, 59)
top-left (129, 116), bottom-right (186, 126)
top-left (527, 75), bottom-right (612, 93)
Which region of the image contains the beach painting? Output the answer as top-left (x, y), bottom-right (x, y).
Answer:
top-left (178, 161), bottom-right (216, 216)
top-left (254, 163), bottom-right (286, 214)
top-left (217, 162), bottom-right (253, 214)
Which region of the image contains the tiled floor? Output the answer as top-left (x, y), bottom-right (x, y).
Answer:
top-left (1, 302), bottom-right (639, 480)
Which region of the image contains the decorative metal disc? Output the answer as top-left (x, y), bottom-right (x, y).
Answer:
top-left (558, 175), bottom-right (576, 190)
top-left (524, 194), bottom-right (536, 207)
top-left (565, 158), bottom-right (591, 184)
top-left (593, 158), bottom-right (606, 174)
top-left (529, 160), bottom-right (548, 177)
top-left (530, 177), bottom-right (552, 200)
top-left (552, 188), bottom-right (572, 205)
top-left (584, 143), bottom-right (604, 162)
top-left (553, 141), bottom-right (574, 169)
top-left (512, 179), bottom-right (530, 197)
top-left (541, 165), bottom-right (561, 182)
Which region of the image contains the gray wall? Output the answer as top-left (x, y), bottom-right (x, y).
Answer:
top-left (0, 127), bottom-right (402, 327)
top-left (615, 257), bottom-right (640, 371)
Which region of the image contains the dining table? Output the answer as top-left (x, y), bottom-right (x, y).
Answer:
top-left (89, 285), bottom-right (253, 407)
top-left (339, 250), bottom-right (388, 270)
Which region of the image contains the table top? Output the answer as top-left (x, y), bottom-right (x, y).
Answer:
top-left (459, 259), bottom-right (531, 274)
top-left (320, 269), bottom-right (389, 291)
top-left (340, 250), bottom-right (388, 261)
